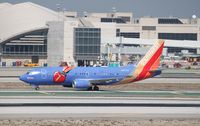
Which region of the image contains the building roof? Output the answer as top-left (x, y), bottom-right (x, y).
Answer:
top-left (0, 3), bottom-right (12, 10)
top-left (102, 38), bottom-right (200, 49)
top-left (0, 2), bottom-right (62, 43)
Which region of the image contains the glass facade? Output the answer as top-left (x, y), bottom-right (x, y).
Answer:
top-left (2, 29), bottom-right (47, 56)
top-left (3, 45), bottom-right (46, 55)
top-left (158, 33), bottom-right (197, 41)
top-left (118, 16), bottom-right (131, 22)
top-left (116, 29), bottom-right (140, 38)
top-left (158, 18), bottom-right (183, 24)
top-left (101, 18), bottom-right (126, 23)
top-left (120, 32), bottom-right (140, 38)
top-left (74, 28), bottom-right (101, 60)
top-left (168, 47), bottom-right (197, 54)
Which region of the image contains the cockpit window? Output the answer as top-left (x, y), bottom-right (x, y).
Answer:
top-left (29, 71), bottom-right (40, 75)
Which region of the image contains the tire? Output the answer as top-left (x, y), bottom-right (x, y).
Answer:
top-left (93, 86), bottom-right (99, 91)
top-left (87, 87), bottom-right (93, 91)
top-left (35, 87), bottom-right (40, 90)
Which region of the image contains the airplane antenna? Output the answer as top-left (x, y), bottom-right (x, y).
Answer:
top-left (112, 6), bottom-right (116, 13)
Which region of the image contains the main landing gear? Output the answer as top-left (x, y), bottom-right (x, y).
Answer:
top-left (35, 87), bottom-right (40, 90)
top-left (93, 85), bottom-right (99, 91)
top-left (88, 85), bottom-right (99, 91)
top-left (32, 85), bottom-right (40, 90)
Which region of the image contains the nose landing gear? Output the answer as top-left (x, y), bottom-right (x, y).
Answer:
top-left (88, 85), bottom-right (99, 91)
top-left (32, 85), bottom-right (40, 90)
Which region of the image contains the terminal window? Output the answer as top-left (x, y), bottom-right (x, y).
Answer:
top-left (158, 18), bottom-right (183, 24)
top-left (168, 47), bottom-right (197, 54)
top-left (142, 26), bottom-right (156, 31)
top-left (2, 29), bottom-right (47, 56)
top-left (101, 18), bottom-right (126, 23)
top-left (116, 31), bottom-right (140, 38)
top-left (158, 33), bottom-right (197, 41)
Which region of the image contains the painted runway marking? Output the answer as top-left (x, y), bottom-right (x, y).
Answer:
top-left (0, 90), bottom-right (200, 98)
top-left (38, 91), bottom-right (49, 95)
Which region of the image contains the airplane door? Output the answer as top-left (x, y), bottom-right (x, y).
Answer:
top-left (41, 69), bottom-right (47, 79)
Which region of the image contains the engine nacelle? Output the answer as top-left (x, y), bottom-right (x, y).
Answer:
top-left (73, 79), bottom-right (91, 89)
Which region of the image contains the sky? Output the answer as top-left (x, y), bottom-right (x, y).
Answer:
top-left (0, 0), bottom-right (199, 18)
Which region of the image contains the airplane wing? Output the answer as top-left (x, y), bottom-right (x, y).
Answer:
top-left (89, 78), bottom-right (121, 85)
top-left (148, 69), bottom-right (162, 77)
top-left (148, 69), bottom-right (161, 73)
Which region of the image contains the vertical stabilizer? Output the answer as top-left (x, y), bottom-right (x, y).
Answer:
top-left (133, 40), bottom-right (164, 81)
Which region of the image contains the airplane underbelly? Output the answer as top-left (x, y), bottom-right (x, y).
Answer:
top-left (95, 77), bottom-right (124, 85)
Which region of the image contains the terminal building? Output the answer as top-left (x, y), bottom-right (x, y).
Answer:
top-left (0, 2), bottom-right (200, 66)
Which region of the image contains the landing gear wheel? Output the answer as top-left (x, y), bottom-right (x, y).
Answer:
top-left (35, 87), bottom-right (40, 90)
top-left (87, 87), bottom-right (93, 91)
top-left (93, 85), bottom-right (99, 91)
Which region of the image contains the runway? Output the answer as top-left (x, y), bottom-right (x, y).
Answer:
top-left (0, 97), bottom-right (200, 119)
top-left (1, 90), bottom-right (200, 98)
top-left (1, 97), bottom-right (200, 107)
top-left (1, 90), bottom-right (200, 119)
top-left (1, 77), bottom-right (200, 120)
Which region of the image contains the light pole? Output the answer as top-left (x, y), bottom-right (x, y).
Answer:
top-left (107, 43), bottom-right (110, 62)
top-left (106, 43), bottom-right (113, 65)
top-left (118, 34), bottom-right (122, 65)
top-left (56, 3), bottom-right (60, 21)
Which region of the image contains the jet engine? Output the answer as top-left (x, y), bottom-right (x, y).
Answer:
top-left (72, 79), bottom-right (91, 89)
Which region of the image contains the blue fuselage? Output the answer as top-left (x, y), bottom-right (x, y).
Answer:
top-left (20, 65), bottom-right (136, 87)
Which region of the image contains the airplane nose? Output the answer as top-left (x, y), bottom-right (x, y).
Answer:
top-left (19, 74), bottom-right (26, 82)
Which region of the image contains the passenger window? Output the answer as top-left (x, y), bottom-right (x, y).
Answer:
top-left (29, 71), bottom-right (40, 75)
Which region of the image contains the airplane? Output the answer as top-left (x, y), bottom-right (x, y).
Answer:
top-left (19, 40), bottom-right (164, 91)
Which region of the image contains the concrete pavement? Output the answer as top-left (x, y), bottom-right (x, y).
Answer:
top-left (1, 97), bottom-right (200, 119)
